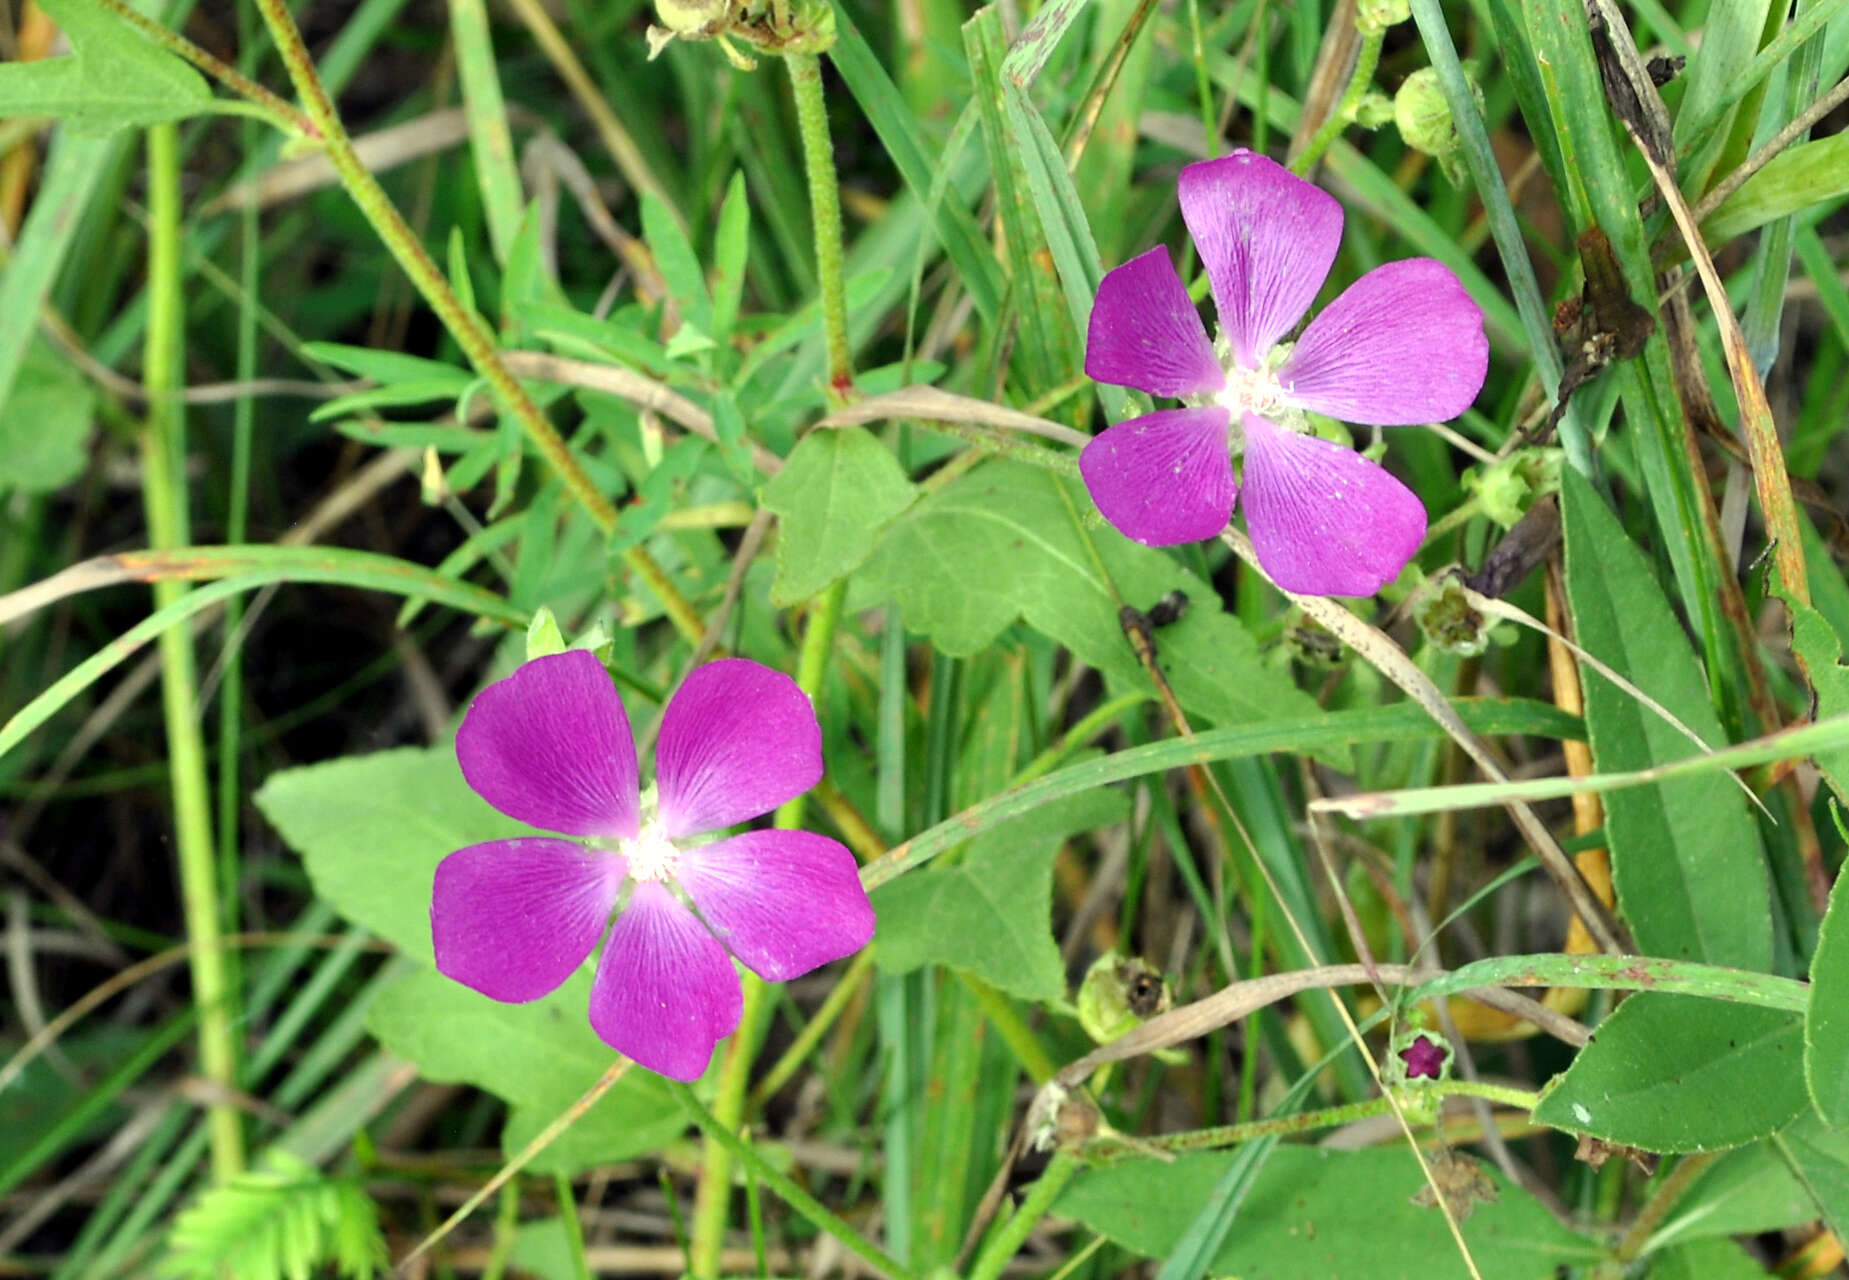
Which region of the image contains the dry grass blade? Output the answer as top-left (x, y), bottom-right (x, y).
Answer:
top-left (1221, 530), bottom-right (1628, 955)
top-left (1459, 583), bottom-right (1767, 815)
top-left (817, 383), bottom-right (1090, 448)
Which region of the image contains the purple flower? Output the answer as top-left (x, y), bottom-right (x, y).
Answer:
top-left (1398, 1033), bottom-right (1448, 1081)
top-left (1080, 149), bottom-right (1488, 596)
top-left (430, 650), bottom-right (875, 1081)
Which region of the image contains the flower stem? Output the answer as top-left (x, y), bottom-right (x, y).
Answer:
top-left (1291, 26), bottom-right (1384, 175)
top-left (142, 121), bottom-right (243, 1182)
top-left (1093, 1079), bottom-right (1540, 1158)
top-left (670, 1080), bottom-right (914, 1280)
top-left (246, 0), bottom-right (708, 647)
top-left (786, 50), bottom-right (853, 397)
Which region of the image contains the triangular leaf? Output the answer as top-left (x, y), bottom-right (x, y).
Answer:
top-left (0, 0), bottom-right (215, 134)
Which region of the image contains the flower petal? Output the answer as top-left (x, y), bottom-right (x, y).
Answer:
top-left (1085, 247), bottom-right (1224, 398)
top-left (1079, 407), bottom-right (1237, 547)
top-left (431, 838), bottom-right (624, 1003)
top-left (655, 659), bottom-right (822, 839)
top-left (677, 830), bottom-right (874, 981)
top-left (588, 881), bottom-right (742, 1081)
top-left (1279, 258), bottom-right (1488, 425)
top-left (1240, 413), bottom-right (1427, 597)
top-left (456, 650), bottom-right (640, 839)
top-left (1178, 149), bottom-right (1343, 366)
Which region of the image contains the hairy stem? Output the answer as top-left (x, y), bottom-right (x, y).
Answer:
top-left (1292, 27), bottom-right (1384, 174)
top-left (247, 0), bottom-right (708, 646)
top-left (787, 50), bottom-right (853, 395)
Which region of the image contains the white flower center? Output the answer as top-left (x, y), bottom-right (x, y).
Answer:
top-left (623, 820), bottom-right (681, 883)
top-left (1214, 361), bottom-right (1288, 420)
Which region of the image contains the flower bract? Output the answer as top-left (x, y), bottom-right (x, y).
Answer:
top-left (430, 649), bottom-right (875, 1081)
top-left (1080, 148), bottom-right (1488, 596)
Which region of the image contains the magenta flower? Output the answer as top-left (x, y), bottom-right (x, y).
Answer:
top-left (430, 650), bottom-right (875, 1081)
top-left (1081, 149), bottom-right (1488, 596)
top-left (1397, 1033), bottom-right (1449, 1081)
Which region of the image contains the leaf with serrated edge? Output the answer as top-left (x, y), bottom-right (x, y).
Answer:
top-left (1533, 993), bottom-right (1804, 1153)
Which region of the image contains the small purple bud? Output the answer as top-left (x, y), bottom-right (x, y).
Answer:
top-left (1398, 1034), bottom-right (1447, 1080)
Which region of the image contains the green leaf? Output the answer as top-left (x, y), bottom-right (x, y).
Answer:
top-left (254, 746), bottom-right (525, 963)
top-left (1704, 132), bottom-right (1849, 246)
top-left (0, 340), bottom-right (95, 494)
top-left (641, 189), bottom-right (712, 335)
top-left (828, 8), bottom-right (1003, 322)
top-left (1790, 597), bottom-right (1849, 806)
top-left (299, 342), bottom-right (474, 391)
top-left (854, 459), bottom-right (1322, 732)
top-left (0, 0), bottom-right (213, 134)
top-left (710, 171), bottom-right (750, 350)
top-left (759, 428), bottom-right (919, 606)
top-left (1560, 469), bottom-right (1771, 969)
top-left (1653, 1140), bottom-right (1820, 1248)
top-left (1809, 864), bottom-right (1849, 1126)
top-left (872, 786), bottom-right (1126, 1000)
top-left (367, 968), bottom-right (683, 1172)
top-left (1642, 1238), bottom-right (1773, 1280)
top-left (1055, 1146), bottom-right (1596, 1279)
top-left (164, 1152), bottom-right (387, 1280)
top-left (1774, 1108), bottom-right (1849, 1240)
top-left (1531, 994), bottom-right (1805, 1153)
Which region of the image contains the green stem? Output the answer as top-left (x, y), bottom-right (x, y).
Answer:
top-left (669, 1081), bottom-right (914, 1280)
top-left (142, 122), bottom-right (243, 1182)
top-left (966, 1152), bottom-right (1079, 1280)
top-left (246, 0), bottom-right (709, 648)
top-left (1291, 27), bottom-right (1384, 175)
top-left (1097, 1079), bottom-right (1539, 1159)
top-left (690, 577), bottom-right (850, 1273)
top-left (786, 50), bottom-right (853, 396)
top-left (554, 1170), bottom-right (593, 1280)
top-left (91, 0), bottom-right (311, 137)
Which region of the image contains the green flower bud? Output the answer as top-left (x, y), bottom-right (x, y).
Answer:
top-left (1357, 0), bottom-right (1410, 35)
top-left (1076, 954), bottom-right (1171, 1045)
top-left (1395, 65), bottom-right (1482, 186)
top-left (1352, 91), bottom-right (1397, 130)
top-left (1462, 447), bottom-right (1563, 529)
